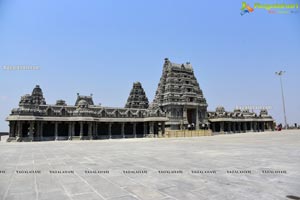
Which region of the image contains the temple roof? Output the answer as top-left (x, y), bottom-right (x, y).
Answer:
top-left (19, 85), bottom-right (46, 107)
top-left (75, 94), bottom-right (94, 106)
top-left (125, 82), bottom-right (149, 109)
top-left (32, 85), bottom-right (43, 96)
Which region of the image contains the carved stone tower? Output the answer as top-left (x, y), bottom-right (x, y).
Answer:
top-left (153, 58), bottom-right (208, 130)
top-left (19, 85), bottom-right (46, 108)
top-left (31, 85), bottom-right (46, 106)
top-left (125, 82), bottom-right (149, 109)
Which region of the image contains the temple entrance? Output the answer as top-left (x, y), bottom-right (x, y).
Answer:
top-left (215, 123), bottom-right (220, 132)
top-left (124, 123), bottom-right (133, 138)
top-left (83, 123), bottom-right (88, 136)
top-left (58, 122), bottom-right (69, 137)
top-left (74, 122), bottom-right (80, 136)
top-left (136, 123), bottom-right (144, 138)
top-left (111, 123), bottom-right (121, 138)
top-left (98, 123), bottom-right (109, 139)
top-left (43, 122), bottom-right (55, 138)
top-left (22, 122), bottom-right (30, 137)
top-left (187, 109), bottom-right (196, 125)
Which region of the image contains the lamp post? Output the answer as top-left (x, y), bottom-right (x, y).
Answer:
top-left (275, 71), bottom-right (287, 129)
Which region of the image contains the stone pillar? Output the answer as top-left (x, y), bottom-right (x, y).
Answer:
top-left (143, 123), bottom-right (147, 137)
top-left (220, 122), bottom-right (224, 133)
top-left (231, 122), bottom-right (235, 133)
top-left (40, 122), bottom-right (44, 140)
top-left (255, 122), bottom-right (258, 132)
top-left (133, 123), bottom-right (137, 138)
top-left (261, 122), bottom-right (265, 132)
top-left (250, 122), bottom-right (253, 132)
top-left (243, 122), bottom-right (247, 133)
top-left (16, 121), bottom-right (22, 141)
top-left (88, 122), bottom-right (92, 140)
top-left (71, 122), bottom-right (75, 138)
top-left (196, 107), bottom-right (199, 130)
top-left (55, 122), bottom-right (58, 140)
top-left (211, 123), bottom-right (215, 132)
top-left (8, 121), bottom-right (12, 137)
top-left (149, 122), bottom-right (154, 137)
top-left (9, 121), bottom-right (14, 137)
top-left (19, 121), bottom-right (23, 137)
top-left (92, 122), bottom-right (96, 138)
top-left (95, 122), bottom-right (98, 138)
top-left (68, 122), bottom-right (72, 140)
top-left (227, 122), bottom-right (231, 134)
top-left (108, 123), bottom-right (112, 139)
top-left (80, 122), bottom-right (83, 139)
top-left (253, 122), bottom-right (256, 132)
top-left (237, 122), bottom-right (241, 133)
top-left (158, 123), bottom-right (162, 137)
top-left (28, 121), bottom-right (34, 141)
top-left (161, 122), bottom-right (165, 136)
top-left (265, 122), bottom-right (269, 130)
top-left (183, 106), bottom-right (187, 123)
top-left (121, 123), bottom-right (125, 138)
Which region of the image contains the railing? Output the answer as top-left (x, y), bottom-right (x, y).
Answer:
top-left (164, 130), bottom-right (212, 138)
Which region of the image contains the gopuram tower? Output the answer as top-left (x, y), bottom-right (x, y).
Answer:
top-left (153, 58), bottom-right (208, 130)
top-left (125, 82), bottom-right (149, 109)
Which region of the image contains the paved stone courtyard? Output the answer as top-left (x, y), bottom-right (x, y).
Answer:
top-left (0, 130), bottom-right (299, 200)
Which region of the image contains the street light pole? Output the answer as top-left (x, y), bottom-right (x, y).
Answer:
top-left (275, 71), bottom-right (287, 129)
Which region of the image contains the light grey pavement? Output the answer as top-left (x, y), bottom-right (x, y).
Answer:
top-left (0, 130), bottom-right (299, 200)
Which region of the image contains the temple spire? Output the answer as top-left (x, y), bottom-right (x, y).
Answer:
top-left (125, 82), bottom-right (149, 109)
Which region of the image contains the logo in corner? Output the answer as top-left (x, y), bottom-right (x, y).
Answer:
top-left (240, 2), bottom-right (254, 15)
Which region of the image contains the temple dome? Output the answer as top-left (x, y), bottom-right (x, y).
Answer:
top-left (216, 106), bottom-right (225, 113)
top-left (77, 99), bottom-right (88, 108)
top-left (75, 94), bottom-right (94, 106)
top-left (32, 85), bottom-right (43, 96)
top-left (56, 99), bottom-right (67, 106)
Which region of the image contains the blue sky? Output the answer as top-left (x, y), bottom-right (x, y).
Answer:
top-left (0, 0), bottom-right (299, 131)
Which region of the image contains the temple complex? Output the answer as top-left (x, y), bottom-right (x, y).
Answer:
top-left (6, 85), bottom-right (167, 141)
top-left (6, 58), bottom-right (274, 142)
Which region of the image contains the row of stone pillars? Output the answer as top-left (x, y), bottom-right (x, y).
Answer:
top-left (8, 121), bottom-right (166, 141)
top-left (210, 121), bottom-right (274, 133)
